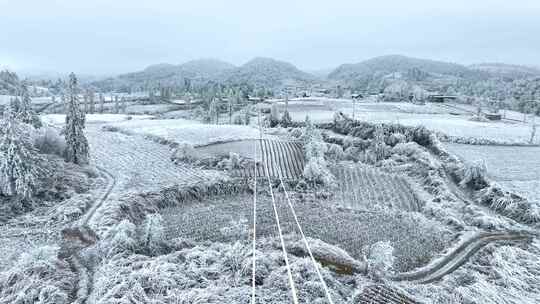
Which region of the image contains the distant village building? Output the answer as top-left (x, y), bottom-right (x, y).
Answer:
top-left (485, 113), bottom-right (502, 121)
top-left (428, 94), bottom-right (458, 103)
top-left (351, 93), bottom-right (364, 100)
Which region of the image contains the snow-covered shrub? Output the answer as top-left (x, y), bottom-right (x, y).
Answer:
top-left (171, 143), bottom-right (198, 163)
top-left (367, 241), bottom-right (395, 278)
top-left (301, 116), bottom-right (336, 187)
top-left (139, 213), bottom-right (166, 256)
top-left (0, 246), bottom-right (75, 304)
top-left (325, 143), bottom-right (345, 161)
top-left (100, 220), bottom-right (138, 258)
top-left (386, 132), bottom-right (407, 147)
top-left (344, 146), bottom-right (362, 162)
top-left (303, 157), bottom-right (336, 187)
top-left (33, 125), bottom-right (66, 156)
top-left (478, 184), bottom-right (540, 224)
top-left (281, 109), bottom-right (292, 127)
top-left (459, 160), bottom-right (488, 190)
top-left (289, 127), bottom-right (303, 139)
top-left (35, 156), bottom-right (92, 202)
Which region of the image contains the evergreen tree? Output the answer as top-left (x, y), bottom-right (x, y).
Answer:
top-left (17, 83), bottom-right (42, 128)
top-left (0, 107), bottom-right (45, 200)
top-left (64, 73), bottom-right (89, 165)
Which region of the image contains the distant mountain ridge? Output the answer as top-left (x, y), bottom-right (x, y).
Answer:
top-left (469, 63), bottom-right (540, 78)
top-left (93, 59), bottom-right (236, 90)
top-left (93, 57), bottom-right (315, 90)
top-left (328, 55), bottom-right (480, 82)
top-left (89, 55), bottom-right (540, 91)
top-left (221, 57), bottom-right (315, 88)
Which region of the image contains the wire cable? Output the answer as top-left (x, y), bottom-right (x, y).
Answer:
top-left (258, 111), bottom-right (299, 304)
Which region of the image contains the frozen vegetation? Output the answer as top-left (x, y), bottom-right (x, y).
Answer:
top-left (2, 51), bottom-right (540, 304)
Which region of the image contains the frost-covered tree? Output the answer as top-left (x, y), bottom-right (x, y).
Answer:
top-left (269, 102), bottom-right (280, 127)
top-left (16, 83), bottom-right (42, 128)
top-left (301, 116), bottom-right (335, 187)
top-left (83, 92), bottom-right (89, 113)
top-left (120, 96), bottom-right (127, 113)
top-left (208, 97), bottom-right (219, 124)
top-left (64, 73), bottom-right (89, 165)
top-left (281, 95), bottom-right (292, 127)
top-left (98, 93), bottom-right (105, 113)
top-left (0, 108), bottom-right (45, 200)
top-left (88, 89), bottom-right (95, 114)
top-left (113, 95), bottom-right (119, 114)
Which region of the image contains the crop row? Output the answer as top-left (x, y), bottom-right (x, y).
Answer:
top-left (232, 139), bottom-right (305, 179)
top-left (332, 164), bottom-right (422, 212)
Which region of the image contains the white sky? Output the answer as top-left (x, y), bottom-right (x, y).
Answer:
top-left (1, 0), bottom-right (540, 75)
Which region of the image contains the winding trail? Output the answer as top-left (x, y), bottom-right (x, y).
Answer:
top-left (67, 124), bottom-right (224, 304)
top-left (80, 166), bottom-right (117, 226)
top-left (391, 231), bottom-right (533, 284)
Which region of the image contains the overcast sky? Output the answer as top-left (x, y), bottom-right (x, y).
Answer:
top-left (1, 0), bottom-right (540, 75)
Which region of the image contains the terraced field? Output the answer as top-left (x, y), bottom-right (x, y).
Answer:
top-left (332, 164), bottom-right (422, 212)
top-left (86, 125), bottom-right (223, 193)
top-left (197, 139), bottom-right (305, 179)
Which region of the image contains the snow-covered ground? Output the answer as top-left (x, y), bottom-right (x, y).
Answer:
top-left (41, 113), bottom-right (153, 125)
top-left (445, 143), bottom-right (540, 203)
top-left (284, 100), bottom-right (537, 144)
top-left (103, 118), bottom-right (261, 146)
top-left (85, 124), bottom-right (223, 193)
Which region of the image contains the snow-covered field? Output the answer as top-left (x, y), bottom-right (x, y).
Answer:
top-left (103, 118), bottom-right (261, 146)
top-left (124, 104), bottom-right (180, 115)
top-left (445, 143), bottom-right (540, 203)
top-left (41, 113), bottom-right (153, 125)
top-left (284, 100), bottom-right (537, 144)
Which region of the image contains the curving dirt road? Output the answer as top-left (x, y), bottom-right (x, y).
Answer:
top-left (391, 231), bottom-right (533, 284)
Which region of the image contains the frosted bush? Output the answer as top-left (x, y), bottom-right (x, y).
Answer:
top-left (33, 125), bottom-right (66, 156)
top-left (459, 160), bottom-right (488, 190)
top-left (139, 213), bottom-right (166, 255)
top-left (326, 143), bottom-right (345, 161)
top-left (289, 128), bottom-right (303, 138)
top-left (0, 246), bottom-right (74, 304)
top-left (367, 241), bottom-right (395, 277)
top-left (171, 143), bottom-right (197, 163)
top-left (386, 132), bottom-right (407, 146)
top-left (303, 156), bottom-right (336, 187)
top-left (100, 220), bottom-right (138, 258)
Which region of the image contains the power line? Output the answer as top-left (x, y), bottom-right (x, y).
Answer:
top-left (259, 111), bottom-right (300, 304)
top-left (276, 174), bottom-right (335, 304)
top-left (251, 131), bottom-right (258, 304)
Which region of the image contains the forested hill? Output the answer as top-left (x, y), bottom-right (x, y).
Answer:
top-left (328, 55), bottom-right (483, 83)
